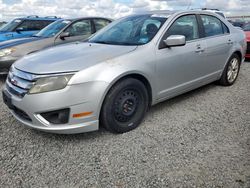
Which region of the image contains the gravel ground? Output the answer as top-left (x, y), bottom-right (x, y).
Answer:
top-left (0, 63), bottom-right (250, 188)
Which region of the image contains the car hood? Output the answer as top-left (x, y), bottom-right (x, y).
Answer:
top-left (245, 31), bottom-right (250, 41)
top-left (0, 37), bottom-right (44, 49)
top-left (15, 42), bottom-right (137, 75)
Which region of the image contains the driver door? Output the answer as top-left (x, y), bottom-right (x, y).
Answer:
top-left (54, 19), bottom-right (93, 45)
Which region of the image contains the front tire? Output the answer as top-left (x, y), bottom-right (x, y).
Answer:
top-left (100, 78), bottom-right (149, 133)
top-left (219, 54), bottom-right (241, 86)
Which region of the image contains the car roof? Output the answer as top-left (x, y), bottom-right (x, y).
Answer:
top-left (64, 17), bottom-right (113, 22)
top-left (14, 16), bottom-right (60, 21)
top-left (135, 10), bottom-right (225, 18)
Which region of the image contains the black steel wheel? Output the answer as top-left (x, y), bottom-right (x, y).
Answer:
top-left (101, 78), bottom-right (149, 133)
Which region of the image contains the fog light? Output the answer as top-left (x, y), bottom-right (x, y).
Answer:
top-left (40, 108), bottom-right (70, 124)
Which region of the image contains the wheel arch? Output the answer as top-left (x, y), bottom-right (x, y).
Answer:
top-left (233, 51), bottom-right (242, 63)
top-left (221, 50), bottom-right (243, 78)
top-left (97, 72), bottom-right (153, 120)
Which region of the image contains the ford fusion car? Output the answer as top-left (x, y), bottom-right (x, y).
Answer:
top-left (2, 10), bottom-right (246, 134)
top-left (243, 23), bottom-right (250, 58)
top-left (0, 16), bottom-right (59, 42)
top-left (0, 17), bottom-right (112, 74)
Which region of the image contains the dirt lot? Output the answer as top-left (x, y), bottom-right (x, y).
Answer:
top-left (0, 63), bottom-right (250, 188)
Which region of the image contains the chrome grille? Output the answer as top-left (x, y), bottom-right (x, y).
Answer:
top-left (6, 67), bottom-right (35, 98)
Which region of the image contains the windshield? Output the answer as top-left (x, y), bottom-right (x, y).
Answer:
top-left (243, 24), bottom-right (250, 31)
top-left (89, 15), bottom-right (167, 46)
top-left (35, 20), bottom-right (71, 38)
top-left (0, 19), bottom-right (22, 32)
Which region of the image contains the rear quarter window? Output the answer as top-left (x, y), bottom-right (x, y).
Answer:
top-left (222, 23), bottom-right (230, 34)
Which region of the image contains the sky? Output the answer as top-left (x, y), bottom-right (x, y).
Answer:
top-left (0, 0), bottom-right (249, 21)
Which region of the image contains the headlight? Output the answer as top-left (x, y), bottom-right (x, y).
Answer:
top-left (0, 48), bottom-right (15, 57)
top-left (29, 74), bottom-right (73, 94)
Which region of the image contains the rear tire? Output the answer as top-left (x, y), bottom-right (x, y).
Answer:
top-left (100, 78), bottom-right (149, 133)
top-left (219, 54), bottom-right (241, 86)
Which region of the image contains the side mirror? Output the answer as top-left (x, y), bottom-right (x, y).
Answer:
top-left (16, 27), bottom-right (24, 33)
top-left (164, 35), bottom-right (186, 47)
top-left (60, 32), bottom-right (70, 40)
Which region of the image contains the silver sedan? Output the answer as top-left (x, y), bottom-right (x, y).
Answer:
top-left (2, 10), bottom-right (246, 134)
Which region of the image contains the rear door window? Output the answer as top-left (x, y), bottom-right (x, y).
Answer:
top-left (200, 15), bottom-right (224, 37)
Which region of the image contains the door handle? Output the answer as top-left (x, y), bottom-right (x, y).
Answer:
top-left (195, 49), bottom-right (205, 53)
top-left (227, 40), bottom-right (233, 45)
top-left (195, 44), bottom-right (205, 53)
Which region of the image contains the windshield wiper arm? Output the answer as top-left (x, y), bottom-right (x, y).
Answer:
top-left (90, 41), bottom-right (136, 46)
top-left (32, 35), bottom-right (41, 37)
top-left (90, 41), bottom-right (113, 44)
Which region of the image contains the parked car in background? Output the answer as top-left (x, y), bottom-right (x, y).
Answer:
top-left (0, 17), bottom-right (112, 74)
top-left (243, 23), bottom-right (250, 58)
top-left (0, 21), bottom-right (7, 28)
top-left (2, 10), bottom-right (246, 134)
top-left (230, 21), bottom-right (245, 28)
top-left (0, 16), bottom-right (60, 42)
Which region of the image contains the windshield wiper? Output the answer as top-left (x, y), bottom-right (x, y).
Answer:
top-left (32, 35), bottom-right (42, 38)
top-left (90, 41), bottom-right (137, 46)
top-left (90, 41), bottom-right (113, 44)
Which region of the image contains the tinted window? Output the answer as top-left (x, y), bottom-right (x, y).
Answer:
top-left (39, 20), bottom-right (54, 29)
top-left (201, 15), bottom-right (224, 37)
top-left (65, 20), bottom-right (92, 36)
top-left (93, 19), bottom-right (111, 31)
top-left (166, 15), bottom-right (199, 41)
top-left (90, 15), bottom-right (167, 45)
top-left (17, 20), bottom-right (51, 31)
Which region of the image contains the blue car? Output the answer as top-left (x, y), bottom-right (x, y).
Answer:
top-left (0, 16), bottom-right (60, 42)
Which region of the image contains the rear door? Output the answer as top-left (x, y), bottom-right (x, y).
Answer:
top-left (54, 19), bottom-right (93, 45)
top-left (199, 14), bottom-right (232, 73)
top-left (155, 14), bottom-right (207, 99)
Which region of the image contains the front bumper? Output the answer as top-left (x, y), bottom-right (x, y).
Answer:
top-left (0, 56), bottom-right (18, 74)
top-left (2, 81), bottom-right (109, 134)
